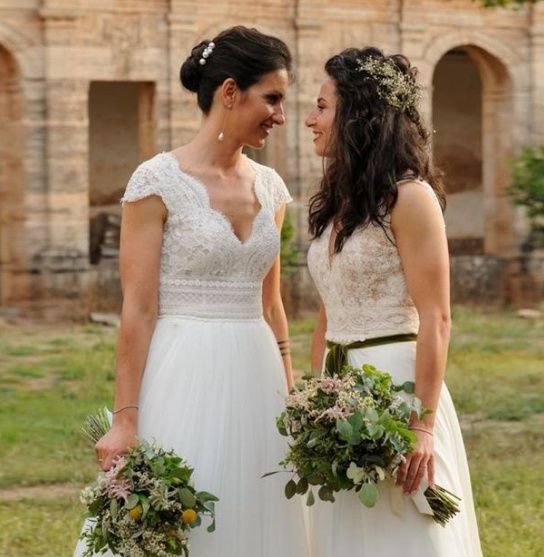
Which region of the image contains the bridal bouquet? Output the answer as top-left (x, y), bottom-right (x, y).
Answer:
top-left (273, 365), bottom-right (460, 526)
top-left (79, 408), bottom-right (218, 557)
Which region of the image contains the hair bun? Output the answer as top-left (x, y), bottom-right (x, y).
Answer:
top-left (179, 40), bottom-right (209, 93)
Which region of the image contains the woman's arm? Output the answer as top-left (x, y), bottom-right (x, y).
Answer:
top-left (311, 303), bottom-right (327, 374)
top-left (390, 182), bottom-right (451, 494)
top-left (95, 195), bottom-right (166, 470)
top-left (262, 204), bottom-right (295, 391)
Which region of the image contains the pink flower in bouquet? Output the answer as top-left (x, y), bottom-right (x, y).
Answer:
top-left (317, 404), bottom-right (353, 422)
top-left (105, 456), bottom-right (131, 501)
top-left (318, 377), bottom-right (344, 394)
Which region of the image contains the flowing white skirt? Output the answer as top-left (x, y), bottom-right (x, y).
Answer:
top-left (74, 315), bottom-right (309, 557)
top-left (309, 341), bottom-right (483, 557)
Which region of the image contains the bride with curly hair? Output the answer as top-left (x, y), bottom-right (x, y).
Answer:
top-left (305, 47), bottom-right (483, 556)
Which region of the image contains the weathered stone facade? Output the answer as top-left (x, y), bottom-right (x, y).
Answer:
top-left (1, 0), bottom-right (543, 319)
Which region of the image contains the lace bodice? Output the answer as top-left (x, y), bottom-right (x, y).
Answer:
top-left (121, 152), bottom-right (291, 320)
top-left (307, 181), bottom-right (442, 343)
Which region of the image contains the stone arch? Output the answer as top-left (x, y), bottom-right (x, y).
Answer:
top-left (424, 32), bottom-right (523, 257)
top-left (0, 21), bottom-right (36, 78)
top-left (0, 43), bottom-right (24, 306)
top-left (423, 30), bottom-right (523, 76)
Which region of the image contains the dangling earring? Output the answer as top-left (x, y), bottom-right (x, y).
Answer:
top-left (218, 97), bottom-right (233, 141)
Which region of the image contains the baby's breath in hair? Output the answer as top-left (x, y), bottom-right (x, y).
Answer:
top-left (356, 57), bottom-right (421, 112)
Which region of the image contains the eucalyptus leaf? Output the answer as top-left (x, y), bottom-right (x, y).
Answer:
top-left (402, 381), bottom-right (415, 394)
top-left (197, 491), bottom-right (219, 502)
top-left (348, 412), bottom-right (364, 433)
top-left (125, 494), bottom-right (139, 510)
top-left (179, 488), bottom-right (197, 508)
top-left (203, 501), bottom-right (215, 514)
top-left (318, 485), bottom-right (335, 502)
top-left (359, 483), bottom-right (378, 507)
top-left (306, 489), bottom-right (315, 506)
top-left (365, 407), bottom-right (379, 423)
top-left (336, 419), bottom-right (354, 443)
top-left (296, 477), bottom-right (309, 495)
top-left (285, 479), bottom-right (297, 499)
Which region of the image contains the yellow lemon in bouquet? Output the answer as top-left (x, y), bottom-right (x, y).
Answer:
top-left (128, 505), bottom-right (143, 521)
top-left (181, 509), bottom-right (198, 525)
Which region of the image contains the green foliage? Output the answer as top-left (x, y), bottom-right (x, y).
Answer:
top-left (280, 208), bottom-right (299, 276)
top-left (478, 0), bottom-right (542, 6)
top-left (274, 364), bottom-right (460, 524)
top-left (508, 145), bottom-right (544, 249)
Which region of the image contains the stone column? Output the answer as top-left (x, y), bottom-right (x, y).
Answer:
top-left (15, 77), bottom-right (49, 304)
top-left (530, 4), bottom-right (544, 144)
top-left (167, 3), bottom-right (198, 149)
top-left (38, 6), bottom-right (90, 315)
top-left (0, 27), bottom-right (48, 311)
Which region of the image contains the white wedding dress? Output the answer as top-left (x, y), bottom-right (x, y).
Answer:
top-left (73, 152), bottom-right (309, 557)
top-left (306, 180), bottom-right (483, 557)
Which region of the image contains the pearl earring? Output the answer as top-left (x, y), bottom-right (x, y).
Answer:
top-left (218, 104), bottom-right (232, 142)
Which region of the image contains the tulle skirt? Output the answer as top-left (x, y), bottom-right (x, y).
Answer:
top-left (74, 315), bottom-right (309, 557)
top-left (309, 341), bottom-right (483, 557)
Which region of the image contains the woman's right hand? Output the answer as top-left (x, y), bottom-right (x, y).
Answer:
top-left (95, 424), bottom-right (138, 471)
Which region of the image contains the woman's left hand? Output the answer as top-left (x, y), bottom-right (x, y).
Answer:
top-left (396, 429), bottom-right (435, 495)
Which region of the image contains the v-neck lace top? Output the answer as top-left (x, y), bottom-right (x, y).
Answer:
top-left (121, 152), bottom-right (291, 320)
top-left (307, 180), bottom-right (441, 343)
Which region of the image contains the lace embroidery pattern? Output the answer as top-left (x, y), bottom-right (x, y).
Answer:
top-left (121, 153), bottom-right (291, 319)
top-left (307, 180), bottom-right (442, 343)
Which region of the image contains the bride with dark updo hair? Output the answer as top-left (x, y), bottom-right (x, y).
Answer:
top-left (73, 26), bottom-right (309, 557)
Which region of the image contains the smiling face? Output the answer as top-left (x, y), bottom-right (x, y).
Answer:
top-left (228, 69), bottom-right (289, 149)
top-left (305, 77), bottom-right (337, 157)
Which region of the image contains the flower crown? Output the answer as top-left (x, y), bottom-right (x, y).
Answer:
top-left (356, 57), bottom-right (421, 112)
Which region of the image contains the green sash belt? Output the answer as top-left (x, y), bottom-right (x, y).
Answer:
top-left (324, 333), bottom-right (417, 376)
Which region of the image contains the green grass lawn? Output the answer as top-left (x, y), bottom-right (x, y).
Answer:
top-left (0, 307), bottom-right (543, 556)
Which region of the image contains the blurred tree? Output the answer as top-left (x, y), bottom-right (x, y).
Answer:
top-left (280, 208), bottom-right (299, 276)
top-left (479, 0), bottom-right (541, 6)
top-left (508, 146), bottom-right (544, 250)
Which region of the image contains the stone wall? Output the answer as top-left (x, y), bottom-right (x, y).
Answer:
top-left (0, 0), bottom-right (543, 319)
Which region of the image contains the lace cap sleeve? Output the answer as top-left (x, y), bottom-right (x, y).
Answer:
top-left (270, 170), bottom-right (293, 212)
top-left (120, 164), bottom-right (162, 206)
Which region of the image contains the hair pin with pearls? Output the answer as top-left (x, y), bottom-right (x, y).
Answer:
top-left (199, 42), bottom-right (215, 66)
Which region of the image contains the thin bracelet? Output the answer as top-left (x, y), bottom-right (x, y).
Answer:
top-left (410, 426), bottom-right (433, 436)
top-left (113, 405), bottom-right (139, 414)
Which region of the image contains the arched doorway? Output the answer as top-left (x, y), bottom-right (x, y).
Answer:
top-left (433, 48), bottom-right (483, 254)
top-left (432, 45), bottom-right (514, 258)
top-left (0, 44), bottom-right (23, 306)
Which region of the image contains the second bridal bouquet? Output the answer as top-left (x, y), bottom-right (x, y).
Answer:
top-left (79, 409), bottom-right (218, 557)
top-left (273, 364), bottom-right (460, 526)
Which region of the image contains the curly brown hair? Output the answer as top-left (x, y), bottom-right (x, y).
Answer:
top-left (308, 47), bottom-right (445, 253)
